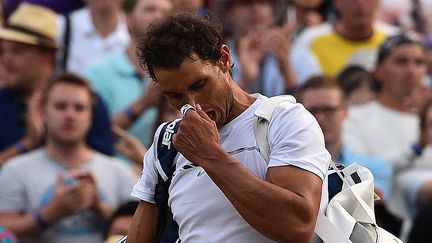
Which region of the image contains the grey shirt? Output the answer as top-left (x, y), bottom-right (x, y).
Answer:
top-left (0, 149), bottom-right (137, 243)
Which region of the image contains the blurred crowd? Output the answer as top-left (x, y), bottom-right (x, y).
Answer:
top-left (1, 0), bottom-right (432, 242)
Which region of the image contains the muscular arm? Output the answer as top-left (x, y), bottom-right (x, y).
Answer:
top-left (173, 106), bottom-right (324, 242)
top-left (203, 148), bottom-right (322, 243)
top-left (127, 200), bottom-right (157, 243)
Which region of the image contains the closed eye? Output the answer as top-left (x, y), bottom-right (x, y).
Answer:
top-left (190, 80), bottom-right (206, 90)
top-left (165, 93), bottom-right (182, 99)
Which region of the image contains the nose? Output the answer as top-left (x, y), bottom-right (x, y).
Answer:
top-left (64, 106), bottom-right (77, 119)
top-left (407, 60), bottom-right (425, 78)
top-left (181, 93), bottom-right (197, 107)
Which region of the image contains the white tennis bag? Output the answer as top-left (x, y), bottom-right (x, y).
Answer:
top-left (254, 95), bottom-right (403, 243)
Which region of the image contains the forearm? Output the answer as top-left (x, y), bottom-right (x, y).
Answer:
top-left (0, 138), bottom-right (36, 164)
top-left (0, 201), bottom-right (69, 237)
top-left (279, 58), bottom-right (299, 92)
top-left (0, 213), bottom-right (42, 237)
top-left (202, 150), bottom-right (319, 242)
top-left (0, 147), bottom-right (20, 165)
top-left (113, 97), bottom-right (151, 129)
top-left (128, 201), bottom-right (157, 243)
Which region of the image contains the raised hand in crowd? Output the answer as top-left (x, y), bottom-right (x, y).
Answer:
top-left (112, 80), bottom-right (162, 129)
top-left (0, 91), bottom-right (44, 164)
top-left (238, 23), bottom-right (297, 93)
top-left (112, 125), bottom-right (147, 173)
top-left (402, 81), bottom-right (431, 114)
top-left (22, 90), bottom-right (45, 151)
top-left (238, 31), bottom-right (267, 90)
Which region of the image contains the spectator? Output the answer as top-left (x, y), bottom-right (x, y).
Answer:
top-left (390, 99), bottom-right (432, 240)
top-left (297, 75), bottom-right (393, 200)
top-left (343, 34), bottom-right (429, 164)
top-left (0, 3), bottom-right (114, 164)
top-left (343, 34), bottom-right (430, 234)
top-left (291, 0), bottom-right (398, 83)
top-left (104, 200), bottom-right (138, 243)
top-left (58, 0), bottom-right (130, 74)
top-left (213, 0), bottom-right (298, 96)
top-left (287, 0), bottom-right (330, 38)
top-left (84, 0), bottom-right (172, 149)
top-left (337, 65), bottom-right (376, 106)
top-left (0, 73), bottom-right (137, 243)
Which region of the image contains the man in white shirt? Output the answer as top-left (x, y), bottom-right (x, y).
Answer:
top-left (343, 34), bottom-right (430, 225)
top-left (127, 12), bottom-right (330, 243)
top-left (58, 0), bottom-right (130, 74)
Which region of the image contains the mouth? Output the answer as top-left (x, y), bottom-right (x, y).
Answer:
top-left (62, 124), bottom-right (77, 132)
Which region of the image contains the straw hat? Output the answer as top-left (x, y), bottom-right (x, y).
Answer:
top-left (0, 3), bottom-right (58, 49)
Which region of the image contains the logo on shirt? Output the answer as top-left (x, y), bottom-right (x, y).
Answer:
top-left (162, 120), bottom-right (177, 149)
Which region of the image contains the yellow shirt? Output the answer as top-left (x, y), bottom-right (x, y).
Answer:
top-left (291, 23), bottom-right (398, 82)
top-left (310, 29), bottom-right (389, 76)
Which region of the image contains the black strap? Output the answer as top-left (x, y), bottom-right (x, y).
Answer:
top-left (154, 120), bottom-right (181, 243)
top-left (61, 14), bottom-right (71, 71)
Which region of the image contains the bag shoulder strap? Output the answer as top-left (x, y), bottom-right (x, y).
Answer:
top-left (253, 96), bottom-right (355, 243)
top-left (254, 95), bottom-right (297, 162)
top-left (61, 14), bottom-right (71, 72)
top-left (154, 119), bottom-right (182, 242)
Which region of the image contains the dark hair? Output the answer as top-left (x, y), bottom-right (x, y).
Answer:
top-left (377, 33), bottom-right (425, 65)
top-left (41, 72), bottom-right (96, 108)
top-left (104, 200), bottom-right (139, 239)
top-left (136, 12), bottom-right (224, 82)
top-left (297, 75), bottom-right (345, 101)
top-left (337, 65), bottom-right (374, 96)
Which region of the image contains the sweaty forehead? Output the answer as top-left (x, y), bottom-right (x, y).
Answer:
top-left (154, 58), bottom-right (211, 86)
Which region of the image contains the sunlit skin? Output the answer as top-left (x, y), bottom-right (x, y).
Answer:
top-left (127, 45), bottom-right (323, 243)
top-left (154, 45), bottom-right (255, 128)
top-left (43, 83), bottom-right (93, 147)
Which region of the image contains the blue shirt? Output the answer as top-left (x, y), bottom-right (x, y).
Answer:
top-left (339, 145), bottom-right (393, 200)
top-left (0, 87), bottom-right (114, 155)
top-left (84, 52), bottom-right (157, 147)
